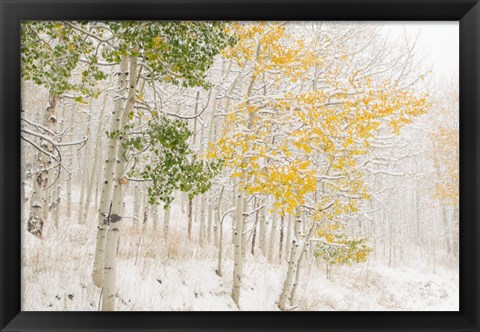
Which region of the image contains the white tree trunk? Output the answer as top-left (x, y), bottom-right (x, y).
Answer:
top-left (143, 196), bottom-right (150, 228)
top-left (205, 91), bottom-right (218, 244)
top-left (198, 121), bottom-right (206, 244)
top-left (231, 45), bottom-right (259, 307)
top-left (92, 57), bottom-right (128, 288)
top-left (77, 98), bottom-right (95, 225)
top-left (187, 198), bottom-right (193, 240)
top-left (52, 177), bottom-right (61, 228)
top-left (279, 215), bottom-right (285, 262)
top-left (181, 191), bottom-right (187, 215)
top-left (259, 201), bottom-right (267, 256)
top-left (152, 204), bottom-right (159, 232)
top-left (290, 238), bottom-right (309, 306)
top-left (163, 206), bottom-right (171, 241)
top-left (213, 204), bottom-right (219, 247)
top-left (278, 239), bottom-right (299, 310)
top-left (268, 208), bottom-right (278, 262)
top-left (285, 214), bottom-right (292, 260)
top-left (216, 213), bottom-right (224, 277)
top-left (207, 198), bottom-right (213, 243)
top-left (231, 190), bottom-right (244, 307)
top-left (241, 195), bottom-right (249, 259)
top-left (83, 90), bottom-right (109, 224)
top-left (133, 183), bottom-right (142, 229)
top-left (199, 194), bottom-right (206, 245)
top-left (66, 106), bottom-right (75, 219)
top-left (102, 54), bottom-right (138, 311)
top-left (278, 217), bottom-right (302, 310)
top-left (27, 95), bottom-right (59, 239)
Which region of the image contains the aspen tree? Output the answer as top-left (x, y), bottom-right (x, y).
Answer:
top-left (163, 206), bottom-right (171, 241)
top-left (92, 57), bottom-right (128, 288)
top-left (66, 107), bottom-right (75, 219)
top-left (258, 202), bottom-right (268, 256)
top-left (26, 95), bottom-right (59, 238)
top-left (78, 98), bottom-right (94, 225)
top-left (22, 21), bottom-right (104, 237)
top-left (83, 84), bottom-right (111, 224)
top-left (102, 53), bottom-right (139, 311)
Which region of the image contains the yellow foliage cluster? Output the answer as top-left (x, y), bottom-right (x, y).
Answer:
top-left (430, 111), bottom-right (459, 207)
top-left (222, 22), bottom-right (315, 82)
top-left (245, 160), bottom-right (317, 215)
top-left (209, 22), bottom-right (431, 224)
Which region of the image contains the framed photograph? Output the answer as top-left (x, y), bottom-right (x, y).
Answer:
top-left (1, 0), bottom-right (479, 331)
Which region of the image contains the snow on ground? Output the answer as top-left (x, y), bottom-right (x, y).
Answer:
top-left (21, 186), bottom-right (458, 311)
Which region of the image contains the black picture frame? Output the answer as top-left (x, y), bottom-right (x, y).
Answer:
top-left (1, 0), bottom-right (478, 331)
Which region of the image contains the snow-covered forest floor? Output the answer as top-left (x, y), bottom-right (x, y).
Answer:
top-left (22, 186), bottom-right (458, 311)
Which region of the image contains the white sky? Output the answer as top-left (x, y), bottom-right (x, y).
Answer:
top-left (381, 22), bottom-right (459, 78)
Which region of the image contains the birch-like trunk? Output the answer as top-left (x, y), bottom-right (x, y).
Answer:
top-left (268, 208), bottom-right (278, 262)
top-left (258, 201), bottom-right (267, 256)
top-left (163, 206), bottom-right (171, 241)
top-left (83, 90), bottom-right (109, 224)
top-left (152, 204), bottom-right (159, 232)
top-left (77, 99), bottom-right (94, 225)
top-left (241, 195), bottom-right (248, 259)
top-left (143, 197), bottom-right (150, 228)
top-left (290, 234), bottom-right (309, 306)
top-left (278, 239), bottom-right (299, 310)
top-left (207, 198), bottom-right (213, 243)
top-left (213, 204), bottom-right (219, 247)
top-left (232, 56), bottom-right (259, 306)
top-left (187, 199), bottom-right (193, 240)
top-left (27, 95), bottom-right (59, 239)
top-left (66, 106), bottom-right (75, 219)
top-left (279, 215), bottom-right (285, 262)
top-left (199, 193), bottom-right (206, 245)
top-left (52, 172), bottom-right (61, 228)
top-left (278, 217), bottom-right (301, 310)
top-left (133, 183), bottom-right (142, 229)
top-left (285, 214), bottom-right (292, 260)
top-left (198, 122), bottom-right (206, 244)
top-left (215, 198), bottom-right (224, 277)
top-left (92, 57), bottom-right (128, 288)
top-left (181, 192), bottom-right (187, 215)
top-left (102, 54), bottom-right (138, 311)
top-left (231, 190), bottom-right (244, 307)
top-left (205, 91), bottom-right (218, 244)
top-left (250, 197), bottom-right (259, 255)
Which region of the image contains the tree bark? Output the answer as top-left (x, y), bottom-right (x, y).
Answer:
top-left (231, 42), bottom-right (260, 306)
top-left (251, 198), bottom-right (259, 256)
top-left (27, 95), bottom-right (59, 239)
top-left (268, 208), bottom-right (278, 262)
top-left (92, 57), bottom-right (128, 288)
top-left (77, 98), bottom-right (94, 225)
top-left (207, 198), bottom-right (213, 243)
top-left (232, 190), bottom-right (244, 307)
top-left (259, 201), bottom-right (267, 256)
top-left (279, 215), bottom-right (285, 262)
top-left (83, 90), bottom-right (110, 225)
top-left (216, 208), bottom-right (223, 277)
top-left (66, 106), bottom-right (75, 219)
top-left (285, 214), bottom-right (292, 260)
top-left (163, 206), bottom-right (171, 241)
top-left (199, 193), bottom-right (206, 245)
top-left (278, 239), bottom-right (299, 310)
top-left (152, 204), bottom-right (159, 232)
top-left (187, 199), bottom-right (193, 240)
top-left (102, 54), bottom-right (138, 311)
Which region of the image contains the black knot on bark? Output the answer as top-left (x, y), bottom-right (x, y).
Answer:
top-left (109, 213), bottom-right (122, 223)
